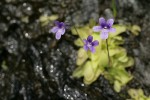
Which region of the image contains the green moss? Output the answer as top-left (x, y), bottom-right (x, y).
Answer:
top-left (72, 20), bottom-right (134, 92)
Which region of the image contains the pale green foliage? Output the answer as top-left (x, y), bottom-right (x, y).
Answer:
top-left (39, 15), bottom-right (58, 26)
top-left (72, 20), bottom-right (134, 92)
top-left (129, 25), bottom-right (141, 36)
top-left (128, 89), bottom-right (150, 100)
top-left (1, 61), bottom-right (8, 71)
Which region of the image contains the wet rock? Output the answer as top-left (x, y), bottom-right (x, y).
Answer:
top-left (0, 23), bottom-right (8, 32)
top-left (117, 0), bottom-right (145, 23)
top-left (71, 0), bottom-right (99, 25)
top-left (0, 0), bottom-right (150, 100)
top-left (104, 8), bottom-right (114, 19)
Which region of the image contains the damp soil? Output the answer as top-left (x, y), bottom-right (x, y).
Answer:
top-left (0, 0), bottom-right (150, 100)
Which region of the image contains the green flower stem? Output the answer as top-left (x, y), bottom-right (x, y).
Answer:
top-left (112, 0), bottom-right (117, 18)
top-left (106, 39), bottom-right (111, 67)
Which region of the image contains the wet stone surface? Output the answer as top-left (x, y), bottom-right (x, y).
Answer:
top-left (0, 0), bottom-right (150, 100)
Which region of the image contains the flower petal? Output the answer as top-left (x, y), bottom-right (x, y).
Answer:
top-left (54, 21), bottom-right (60, 26)
top-left (57, 29), bottom-right (65, 35)
top-left (55, 32), bottom-right (62, 40)
top-left (87, 35), bottom-right (93, 42)
top-left (89, 46), bottom-right (95, 53)
top-left (107, 19), bottom-right (114, 27)
top-left (83, 45), bottom-right (89, 51)
top-left (100, 32), bottom-right (108, 39)
top-left (102, 29), bottom-right (109, 33)
top-left (92, 40), bottom-right (99, 46)
top-left (50, 26), bottom-right (59, 33)
top-left (83, 39), bottom-right (88, 44)
top-left (109, 28), bottom-right (116, 33)
top-left (60, 22), bottom-right (65, 26)
top-left (99, 17), bottom-right (106, 25)
top-left (93, 26), bottom-right (102, 32)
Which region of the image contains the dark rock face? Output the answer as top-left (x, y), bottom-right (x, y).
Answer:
top-left (0, 0), bottom-right (150, 100)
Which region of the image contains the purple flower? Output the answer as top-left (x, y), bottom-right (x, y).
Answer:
top-left (83, 35), bottom-right (99, 53)
top-left (93, 17), bottom-right (116, 39)
top-left (50, 21), bottom-right (66, 40)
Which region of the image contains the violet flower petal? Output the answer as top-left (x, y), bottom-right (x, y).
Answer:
top-left (60, 22), bottom-right (65, 26)
top-left (99, 17), bottom-right (106, 25)
top-left (54, 21), bottom-right (60, 26)
top-left (101, 29), bottom-right (109, 34)
top-left (89, 46), bottom-right (95, 53)
top-left (55, 32), bottom-right (62, 40)
top-left (100, 32), bottom-right (108, 39)
top-left (57, 29), bottom-right (65, 35)
top-left (55, 29), bottom-right (65, 40)
top-left (83, 39), bottom-right (87, 44)
top-left (107, 19), bottom-right (114, 27)
top-left (93, 26), bottom-right (102, 32)
top-left (83, 45), bottom-right (88, 51)
top-left (87, 35), bottom-right (93, 42)
top-left (109, 28), bottom-right (116, 33)
top-left (92, 40), bottom-right (99, 46)
top-left (50, 26), bottom-right (59, 33)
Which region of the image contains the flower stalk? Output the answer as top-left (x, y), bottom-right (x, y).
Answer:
top-left (106, 39), bottom-right (111, 67)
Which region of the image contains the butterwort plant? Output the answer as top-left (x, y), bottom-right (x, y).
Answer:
top-left (83, 35), bottom-right (99, 53)
top-left (50, 21), bottom-right (66, 40)
top-left (93, 17), bottom-right (116, 39)
top-left (93, 17), bottom-right (116, 67)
